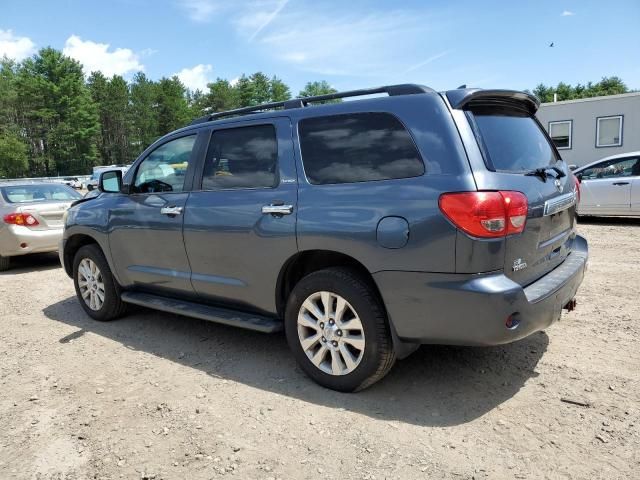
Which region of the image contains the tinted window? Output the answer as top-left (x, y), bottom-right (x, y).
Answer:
top-left (299, 113), bottom-right (424, 185)
top-left (1, 184), bottom-right (82, 203)
top-left (133, 135), bottom-right (196, 193)
top-left (202, 125), bottom-right (278, 190)
top-left (580, 157), bottom-right (640, 180)
top-left (471, 111), bottom-right (558, 172)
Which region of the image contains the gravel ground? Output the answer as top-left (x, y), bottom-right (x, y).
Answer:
top-left (0, 218), bottom-right (638, 479)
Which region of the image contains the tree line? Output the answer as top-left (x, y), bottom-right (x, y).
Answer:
top-left (0, 47), bottom-right (337, 178)
top-left (531, 76), bottom-right (629, 103)
top-left (0, 47), bottom-right (633, 178)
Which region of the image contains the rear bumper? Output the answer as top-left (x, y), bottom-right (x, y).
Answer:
top-left (374, 235), bottom-right (588, 346)
top-left (0, 225), bottom-right (63, 257)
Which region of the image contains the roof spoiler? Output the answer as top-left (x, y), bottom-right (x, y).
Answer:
top-left (446, 89), bottom-right (540, 115)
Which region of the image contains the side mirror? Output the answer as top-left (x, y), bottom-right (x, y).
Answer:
top-left (99, 170), bottom-right (123, 193)
top-left (568, 164), bottom-right (577, 171)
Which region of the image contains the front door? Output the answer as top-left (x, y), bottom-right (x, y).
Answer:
top-left (108, 133), bottom-right (200, 296)
top-left (578, 156), bottom-right (636, 215)
top-left (183, 117), bottom-right (298, 315)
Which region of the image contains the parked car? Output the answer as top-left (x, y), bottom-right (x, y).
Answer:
top-left (573, 152), bottom-right (640, 217)
top-left (0, 182), bottom-right (82, 271)
top-left (63, 177), bottom-right (83, 189)
top-left (60, 84), bottom-right (588, 391)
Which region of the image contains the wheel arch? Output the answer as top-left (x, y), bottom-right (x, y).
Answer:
top-left (276, 249), bottom-right (420, 359)
top-left (62, 233), bottom-right (101, 277)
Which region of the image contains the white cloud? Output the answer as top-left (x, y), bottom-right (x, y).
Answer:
top-left (561, 10), bottom-right (575, 16)
top-left (0, 29), bottom-right (36, 61)
top-left (178, 0), bottom-right (222, 22)
top-left (175, 64), bottom-right (213, 91)
top-left (229, 76), bottom-right (240, 87)
top-left (245, 0), bottom-right (289, 41)
top-left (63, 35), bottom-right (143, 77)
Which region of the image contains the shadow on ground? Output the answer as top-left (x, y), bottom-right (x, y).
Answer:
top-left (0, 252), bottom-right (62, 275)
top-left (578, 216), bottom-right (640, 227)
top-left (44, 296), bottom-right (548, 427)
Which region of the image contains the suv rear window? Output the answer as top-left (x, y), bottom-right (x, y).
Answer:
top-left (469, 110), bottom-right (559, 172)
top-left (299, 112), bottom-right (424, 185)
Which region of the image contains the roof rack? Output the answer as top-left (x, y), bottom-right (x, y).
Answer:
top-left (189, 83), bottom-right (434, 125)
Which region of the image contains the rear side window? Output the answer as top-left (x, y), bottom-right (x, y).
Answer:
top-left (299, 113), bottom-right (424, 185)
top-left (470, 111), bottom-right (559, 172)
top-left (202, 125), bottom-right (278, 190)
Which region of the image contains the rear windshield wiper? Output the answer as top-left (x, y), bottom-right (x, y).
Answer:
top-left (524, 166), bottom-right (566, 182)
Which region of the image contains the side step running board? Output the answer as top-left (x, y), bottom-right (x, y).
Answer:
top-left (121, 291), bottom-right (283, 333)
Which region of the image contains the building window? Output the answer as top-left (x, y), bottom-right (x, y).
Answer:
top-left (596, 115), bottom-right (623, 147)
top-left (548, 120), bottom-right (572, 149)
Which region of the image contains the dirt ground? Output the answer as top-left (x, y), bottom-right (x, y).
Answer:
top-left (0, 218), bottom-right (638, 480)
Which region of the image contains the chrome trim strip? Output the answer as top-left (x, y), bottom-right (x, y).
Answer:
top-left (543, 191), bottom-right (576, 216)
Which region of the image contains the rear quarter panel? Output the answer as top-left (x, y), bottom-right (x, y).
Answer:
top-left (292, 95), bottom-right (474, 273)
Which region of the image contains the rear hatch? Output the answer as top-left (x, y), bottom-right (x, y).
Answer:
top-left (18, 201), bottom-right (72, 229)
top-left (457, 93), bottom-right (577, 286)
top-left (1, 184), bottom-right (80, 229)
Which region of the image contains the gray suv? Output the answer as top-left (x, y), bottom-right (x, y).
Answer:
top-left (60, 85), bottom-right (588, 391)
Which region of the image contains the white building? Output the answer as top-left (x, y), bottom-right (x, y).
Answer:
top-left (536, 92), bottom-right (640, 168)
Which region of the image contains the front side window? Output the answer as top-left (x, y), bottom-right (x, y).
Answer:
top-left (549, 120), bottom-right (572, 149)
top-left (133, 135), bottom-right (196, 193)
top-left (202, 125), bottom-right (278, 190)
top-left (579, 157), bottom-right (640, 180)
top-left (470, 110), bottom-right (558, 172)
top-left (596, 115), bottom-right (623, 147)
top-left (298, 112), bottom-right (424, 185)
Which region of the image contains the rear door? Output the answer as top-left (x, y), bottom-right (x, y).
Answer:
top-left (577, 157), bottom-right (637, 215)
top-left (182, 117), bottom-right (298, 315)
top-left (462, 103), bottom-right (577, 287)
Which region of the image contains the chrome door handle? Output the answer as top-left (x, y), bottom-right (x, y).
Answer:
top-left (262, 204), bottom-right (293, 215)
top-left (160, 206), bottom-right (183, 216)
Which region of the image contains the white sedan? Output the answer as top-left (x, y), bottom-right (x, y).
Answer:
top-left (574, 152), bottom-right (640, 217)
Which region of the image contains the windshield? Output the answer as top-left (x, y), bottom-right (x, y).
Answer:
top-left (1, 184), bottom-right (82, 204)
top-left (470, 111), bottom-right (559, 173)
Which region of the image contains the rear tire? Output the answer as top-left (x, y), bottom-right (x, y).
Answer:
top-left (0, 255), bottom-right (10, 272)
top-left (285, 268), bottom-right (396, 392)
top-left (73, 244), bottom-right (127, 321)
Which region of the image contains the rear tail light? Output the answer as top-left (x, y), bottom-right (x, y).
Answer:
top-left (3, 213), bottom-right (40, 227)
top-left (439, 191), bottom-right (528, 238)
top-left (572, 174), bottom-right (581, 203)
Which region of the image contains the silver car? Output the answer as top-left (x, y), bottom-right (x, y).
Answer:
top-left (0, 182), bottom-right (82, 271)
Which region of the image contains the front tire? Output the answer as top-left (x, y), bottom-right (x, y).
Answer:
top-left (73, 244), bottom-right (127, 321)
top-left (285, 268), bottom-right (396, 392)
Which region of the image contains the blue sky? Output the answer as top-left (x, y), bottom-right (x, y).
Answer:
top-left (1, 0), bottom-right (639, 95)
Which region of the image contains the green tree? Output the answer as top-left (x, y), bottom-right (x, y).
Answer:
top-left (0, 131), bottom-right (28, 178)
top-left (130, 72), bottom-right (159, 152)
top-left (194, 78), bottom-right (239, 115)
top-left (14, 48), bottom-right (99, 175)
top-left (155, 76), bottom-right (191, 135)
top-left (298, 81), bottom-right (340, 103)
top-left (270, 76), bottom-right (291, 102)
top-left (533, 76), bottom-right (629, 102)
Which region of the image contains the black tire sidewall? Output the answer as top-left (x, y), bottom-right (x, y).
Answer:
top-left (285, 269), bottom-right (389, 392)
top-left (72, 244), bottom-right (122, 321)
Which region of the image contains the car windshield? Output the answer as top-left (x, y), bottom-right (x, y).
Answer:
top-left (470, 110), bottom-right (559, 172)
top-left (1, 184), bottom-right (82, 203)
